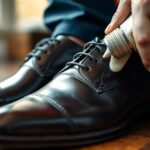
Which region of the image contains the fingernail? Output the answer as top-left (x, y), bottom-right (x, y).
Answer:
top-left (103, 48), bottom-right (111, 58)
top-left (105, 24), bottom-right (111, 34)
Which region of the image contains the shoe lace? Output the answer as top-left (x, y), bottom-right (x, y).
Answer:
top-left (66, 37), bottom-right (106, 71)
top-left (23, 38), bottom-right (61, 63)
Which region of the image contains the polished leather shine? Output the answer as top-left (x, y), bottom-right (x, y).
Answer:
top-left (0, 38), bottom-right (150, 148)
top-left (0, 37), bottom-right (81, 105)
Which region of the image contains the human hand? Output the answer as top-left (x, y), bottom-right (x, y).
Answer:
top-left (105, 0), bottom-right (150, 71)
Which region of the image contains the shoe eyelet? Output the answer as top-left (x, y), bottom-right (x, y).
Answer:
top-left (58, 41), bottom-right (61, 44)
top-left (51, 45), bottom-right (54, 48)
top-left (93, 59), bottom-right (98, 63)
top-left (37, 57), bottom-right (41, 61)
top-left (44, 51), bottom-right (48, 54)
top-left (84, 66), bottom-right (91, 71)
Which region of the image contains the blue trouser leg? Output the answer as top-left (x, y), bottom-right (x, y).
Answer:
top-left (44, 0), bottom-right (117, 41)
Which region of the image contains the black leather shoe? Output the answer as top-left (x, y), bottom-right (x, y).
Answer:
top-left (0, 36), bottom-right (81, 105)
top-left (0, 38), bottom-right (149, 149)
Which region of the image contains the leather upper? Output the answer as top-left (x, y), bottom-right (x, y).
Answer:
top-left (0, 37), bottom-right (81, 105)
top-left (0, 38), bottom-right (150, 136)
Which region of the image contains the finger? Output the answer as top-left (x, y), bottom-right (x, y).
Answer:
top-left (105, 0), bottom-right (131, 34)
top-left (132, 0), bottom-right (150, 71)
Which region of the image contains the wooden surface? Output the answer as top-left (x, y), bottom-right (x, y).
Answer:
top-left (0, 62), bottom-right (150, 150)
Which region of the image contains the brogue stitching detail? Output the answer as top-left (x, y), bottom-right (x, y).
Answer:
top-left (32, 93), bottom-right (75, 131)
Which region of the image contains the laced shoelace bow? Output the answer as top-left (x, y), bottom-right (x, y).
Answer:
top-left (23, 38), bottom-right (61, 62)
top-left (67, 37), bottom-right (106, 71)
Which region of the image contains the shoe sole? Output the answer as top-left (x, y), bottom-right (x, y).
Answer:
top-left (0, 105), bottom-right (149, 149)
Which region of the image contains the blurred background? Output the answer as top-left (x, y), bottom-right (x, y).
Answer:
top-left (0, 0), bottom-right (49, 80)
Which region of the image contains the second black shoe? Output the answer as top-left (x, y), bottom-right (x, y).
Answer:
top-left (0, 36), bottom-right (81, 105)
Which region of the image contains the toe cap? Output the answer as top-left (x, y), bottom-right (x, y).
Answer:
top-left (0, 96), bottom-right (71, 136)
